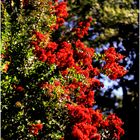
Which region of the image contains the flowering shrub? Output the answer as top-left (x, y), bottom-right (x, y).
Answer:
top-left (2, 0), bottom-right (126, 139)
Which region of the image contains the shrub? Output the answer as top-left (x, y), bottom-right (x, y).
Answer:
top-left (1, 0), bottom-right (126, 139)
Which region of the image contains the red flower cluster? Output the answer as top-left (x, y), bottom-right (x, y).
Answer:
top-left (29, 123), bottom-right (43, 136)
top-left (33, 31), bottom-right (45, 41)
top-left (72, 17), bottom-right (92, 38)
top-left (101, 114), bottom-right (125, 140)
top-left (66, 104), bottom-right (124, 140)
top-left (30, 7), bottom-right (126, 139)
top-left (32, 33), bottom-right (100, 80)
top-left (14, 85), bottom-right (24, 92)
top-left (66, 104), bottom-right (102, 140)
top-left (55, 2), bottom-right (68, 18)
top-left (31, 32), bottom-right (58, 64)
top-left (56, 42), bottom-right (75, 68)
top-left (31, 31), bottom-right (125, 139)
top-left (67, 104), bottom-right (102, 124)
top-left (73, 40), bottom-right (100, 79)
top-left (104, 47), bottom-right (124, 62)
top-left (72, 123), bottom-right (101, 140)
top-left (51, 1), bottom-right (68, 30)
top-left (104, 62), bottom-right (127, 80)
top-left (64, 77), bottom-right (102, 107)
top-left (76, 90), bottom-right (95, 107)
top-left (103, 47), bottom-right (127, 80)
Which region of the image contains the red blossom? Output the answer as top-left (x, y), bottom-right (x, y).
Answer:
top-left (47, 42), bottom-right (58, 52)
top-left (35, 123), bottom-right (43, 130)
top-left (71, 121), bottom-right (101, 140)
top-left (39, 54), bottom-right (48, 62)
top-left (103, 62), bottom-right (127, 80)
top-left (54, 80), bottom-right (61, 86)
top-left (34, 31), bottom-right (45, 41)
top-left (72, 18), bottom-right (92, 39)
top-left (55, 2), bottom-right (68, 18)
top-left (16, 86), bottom-right (24, 92)
top-left (76, 91), bottom-right (95, 107)
top-left (72, 125), bottom-right (84, 140)
top-left (101, 114), bottom-right (124, 140)
top-left (90, 133), bottom-right (101, 140)
top-left (29, 123), bottom-right (43, 136)
top-left (56, 17), bottom-right (65, 26)
top-left (47, 53), bottom-right (56, 64)
top-left (104, 47), bottom-right (125, 62)
top-left (50, 1), bottom-right (68, 30)
top-left (61, 69), bottom-right (68, 76)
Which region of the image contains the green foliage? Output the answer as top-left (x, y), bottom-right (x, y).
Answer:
top-left (68, 0), bottom-right (138, 43)
top-left (1, 1), bottom-right (67, 139)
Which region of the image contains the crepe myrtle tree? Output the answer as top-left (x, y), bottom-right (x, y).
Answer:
top-left (1, 0), bottom-right (127, 139)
